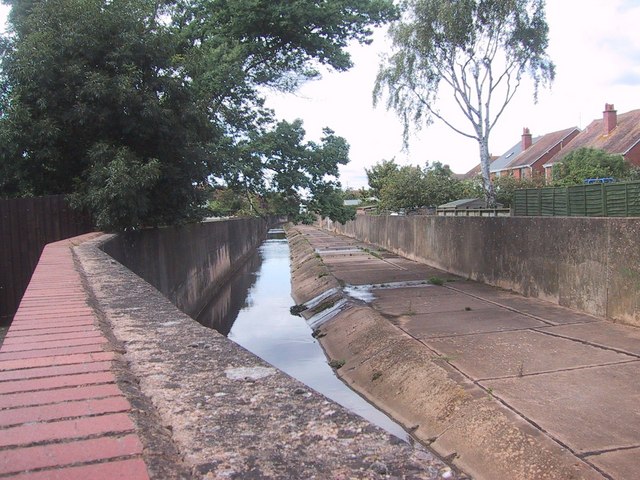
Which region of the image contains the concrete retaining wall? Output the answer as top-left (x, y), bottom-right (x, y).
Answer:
top-left (100, 218), bottom-right (269, 319)
top-left (321, 216), bottom-right (640, 327)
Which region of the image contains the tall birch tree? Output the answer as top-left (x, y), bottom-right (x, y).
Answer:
top-left (374, 0), bottom-right (554, 205)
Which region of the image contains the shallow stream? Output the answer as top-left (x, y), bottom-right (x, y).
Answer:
top-left (196, 228), bottom-right (408, 441)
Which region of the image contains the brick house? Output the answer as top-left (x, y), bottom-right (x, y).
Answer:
top-left (496, 127), bottom-right (580, 179)
top-left (488, 135), bottom-right (531, 179)
top-left (461, 139), bottom-right (531, 180)
top-left (463, 127), bottom-right (579, 180)
top-left (543, 104), bottom-right (640, 179)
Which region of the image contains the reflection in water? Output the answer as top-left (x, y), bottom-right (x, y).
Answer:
top-left (196, 251), bottom-right (262, 335)
top-left (200, 229), bottom-right (409, 441)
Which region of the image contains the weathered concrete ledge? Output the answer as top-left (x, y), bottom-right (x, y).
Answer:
top-left (75, 232), bottom-right (459, 479)
top-left (288, 226), bottom-right (602, 480)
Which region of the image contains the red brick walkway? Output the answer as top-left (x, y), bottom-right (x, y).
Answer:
top-left (0, 236), bottom-right (150, 479)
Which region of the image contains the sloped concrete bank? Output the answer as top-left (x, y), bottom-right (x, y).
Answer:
top-left (73, 226), bottom-right (459, 479)
top-left (287, 226), bottom-right (602, 480)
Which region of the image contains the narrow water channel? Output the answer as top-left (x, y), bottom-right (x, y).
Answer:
top-left (197, 229), bottom-right (409, 442)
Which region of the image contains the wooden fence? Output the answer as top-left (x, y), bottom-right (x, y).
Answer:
top-left (436, 208), bottom-right (511, 217)
top-left (0, 195), bottom-right (94, 325)
top-left (513, 181), bottom-right (640, 217)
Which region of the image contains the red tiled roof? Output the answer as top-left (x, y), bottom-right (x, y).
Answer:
top-left (502, 127), bottom-right (579, 170)
top-left (458, 163), bottom-right (481, 179)
top-left (546, 108), bottom-right (640, 166)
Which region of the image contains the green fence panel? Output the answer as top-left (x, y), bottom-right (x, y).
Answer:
top-left (513, 190), bottom-right (527, 216)
top-left (540, 188), bottom-right (555, 216)
top-left (513, 180), bottom-right (640, 217)
top-left (568, 185), bottom-right (587, 216)
top-left (606, 184), bottom-right (628, 216)
top-left (627, 183), bottom-right (640, 216)
top-left (554, 188), bottom-right (569, 216)
top-left (585, 184), bottom-right (604, 216)
top-left (525, 189), bottom-right (541, 215)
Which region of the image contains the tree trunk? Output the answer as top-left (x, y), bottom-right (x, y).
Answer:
top-left (478, 137), bottom-right (496, 207)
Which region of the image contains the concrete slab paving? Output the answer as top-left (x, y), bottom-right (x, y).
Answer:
top-left (330, 268), bottom-right (435, 285)
top-left (396, 309), bottom-right (548, 339)
top-left (323, 255), bottom-right (406, 268)
top-left (482, 362), bottom-right (640, 454)
top-left (443, 280), bottom-right (506, 295)
top-left (295, 225), bottom-right (640, 479)
top-left (449, 285), bottom-right (600, 325)
top-left (428, 329), bottom-right (635, 379)
top-left (319, 246), bottom-right (452, 286)
top-left (535, 321), bottom-right (640, 356)
top-left (374, 285), bottom-right (457, 298)
top-left (374, 289), bottom-right (493, 316)
top-left (587, 446), bottom-right (640, 480)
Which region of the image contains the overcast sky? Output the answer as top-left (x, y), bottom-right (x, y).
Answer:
top-left (265, 0), bottom-right (640, 188)
top-left (2, 1), bottom-right (639, 189)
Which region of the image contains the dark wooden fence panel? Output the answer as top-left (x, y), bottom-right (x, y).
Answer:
top-left (0, 195), bottom-right (94, 325)
top-left (513, 181), bottom-right (640, 217)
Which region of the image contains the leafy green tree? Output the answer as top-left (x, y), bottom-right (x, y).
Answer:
top-left (374, 0), bottom-right (555, 206)
top-left (492, 173), bottom-right (544, 207)
top-left (342, 188), bottom-right (361, 201)
top-left (357, 187), bottom-right (374, 203)
top-left (365, 159), bottom-right (399, 198)
top-left (308, 184), bottom-right (356, 224)
top-left (0, 0), bottom-right (396, 229)
top-left (1, 0), bottom-right (211, 230)
top-left (211, 119), bottom-right (356, 223)
top-left (423, 161), bottom-right (464, 206)
top-left (207, 188), bottom-right (254, 217)
top-left (379, 165), bottom-right (427, 212)
top-left (459, 176), bottom-right (485, 199)
top-left (377, 161), bottom-right (464, 212)
top-left (552, 148), bottom-right (634, 186)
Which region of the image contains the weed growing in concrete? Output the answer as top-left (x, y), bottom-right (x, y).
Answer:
top-left (318, 272), bottom-right (328, 278)
top-left (312, 329), bottom-right (326, 339)
top-left (405, 300), bottom-right (416, 316)
top-left (371, 371), bottom-right (382, 381)
top-left (314, 300), bottom-right (336, 313)
top-left (362, 248), bottom-right (383, 260)
top-left (329, 359), bottom-right (345, 369)
top-left (428, 276), bottom-right (445, 286)
top-left (289, 304), bottom-right (307, 316)
top-left (433, 354), bottom-right (455, 362)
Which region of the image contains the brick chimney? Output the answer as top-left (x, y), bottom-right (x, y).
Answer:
top-left (603, 103), bottom-right (617, 134)
top-left (521, 127), bottom-right (532, 150)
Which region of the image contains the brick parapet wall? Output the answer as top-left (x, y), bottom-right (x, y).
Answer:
top-left (0, 234), bottom-right (151, 479)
